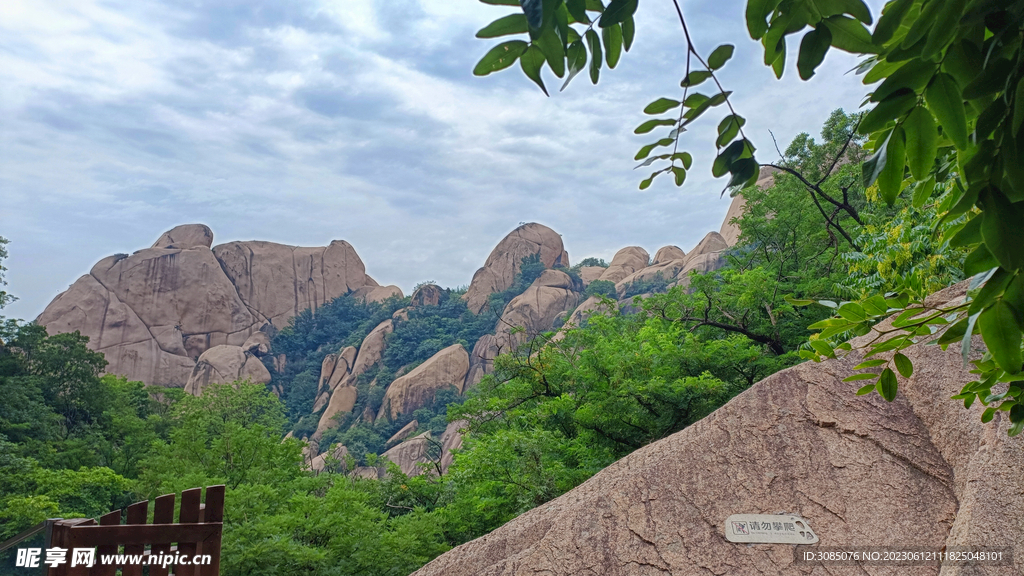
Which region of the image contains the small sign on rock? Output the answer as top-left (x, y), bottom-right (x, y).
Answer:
top-left (725, 514), bottom-right (819, 544)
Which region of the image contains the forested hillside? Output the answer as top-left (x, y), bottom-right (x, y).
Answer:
top-left (1, 107), bottom-right (973, 574)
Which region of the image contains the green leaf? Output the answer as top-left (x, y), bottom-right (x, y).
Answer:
top-left (708, 45), bottom-right (735, 70)
top-left (901, 0), bottom-right (943, 49)
top-left (712, 140), bottom-right (747, 178)
top-left (871, 58), bottom-right (937, 102)
top-left (519, 44), bottom-right (549, 95)
top-left (938, 316), bottom-right (970, 346)
top-left (535, 28), bottom-right (566, 78)
top-left (586, 29), bottom-right (602, 84)
top-left (877, 126), bottom-right (906, 205)
top-left (716, 115), bottom-right (745, 148)
top-left (560, 40), bottom-right (588, 92)
top-left (962, 59), bottom-right (1014, 100)
top-left (821, 0), bottom-right (873, 24)
top-left (746, 0), bottom-right (781, 40)
top-left (810, 340), bottom-right (836, 358)
top-left (855, 358), bottom-right (889, 369)
top-left (857, 383), bottom-right (878, 395)
top-left (903, 107), bottom-right (938, 181)
top-left (565, 0), bottom-right (589, 23)
top-left (950, 214), bottom-right (983, 248)
top-left (979, 189), bottom-right (1024, 272)
top-left (925, 73), bottom-right (968, 149)
top-left (680, 70), bottom-right (712, 87)
top-left (872, 0), bottom-right (913, 44)
top-left (672, 152), bottom-right (693, 169)
top-left (921, 0), bottom-right (965, 61)
top-left (797, 26), bottom-right (832, 80)
top-left (634, 118), bottom-right (677, 134)
top-left (981, 406), bottom-right (996, 423)
top-left (643, 98), bottom-right (681, 115)
top-left (597, 0), bottom-right (637, 27)
top-left (963, 245), bottom-right (999, 277)
top-left (634, 138), bottom-right (674, 160)
top-left (845, 373), bottom-right (881, 382)
top-left (602, 23), bottom-right (623, 68)
top-left (473, 40), bottom-right (529, 76)
top-left (822, 15), bottom-right (879, 54)
top-left (476, 14), bottom-right (529, 38)
top-left (639, 170), bottom-right (662, 190)
top-left (672, 166), bottom-right (686, 186)
top-left (877, 368), bottom-right (898, 401)
top-left (584, 0), bottom-right (605, 12)
top-left (621, 15), bottom-right (635, 51)
top-left (1014, 79), bottom-right (1024, 137)
top-left (838, 302), bottom-right (867, 322)
top-left (862, 129), bottom-right (891, 188)
top-left (968, 268), bottom-right (1013, 316)
top-left (912, 175), bottom-right (936, 208)
top-left (894, 353), bottom-right (914, 378)
top-left (979, 301), bottom-right (1024, 373)
top-left (859, 89), bottom-right (917, 135)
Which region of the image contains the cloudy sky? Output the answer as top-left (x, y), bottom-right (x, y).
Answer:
top-left (0, 0), bottom-right (883, 320)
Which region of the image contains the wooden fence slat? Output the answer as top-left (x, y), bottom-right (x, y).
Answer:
top-left (149, 494), bottom-right (176, 576)
top-left (120, 501), bottom-right (148, 576)
top-left (61, 524), bottom-right (221, 548)
top-left (91, 511), bottom-right (121, 576)
top-left (176, 488), bottom-right (202, 576)
top-left (199, 486), bottom-right (224, 576)
top-left (46, 520), bottom-right (94, 576)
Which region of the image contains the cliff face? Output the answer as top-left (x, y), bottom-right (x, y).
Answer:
top-left (37, 224), bottom-right (386, 388)
top-left (411, 281), bottom-right (1023, 576)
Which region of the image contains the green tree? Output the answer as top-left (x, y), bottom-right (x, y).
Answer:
top-left (473, 0), bottom-right (1024, 435)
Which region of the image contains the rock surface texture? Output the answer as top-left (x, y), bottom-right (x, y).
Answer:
top-left (184, 344), bottom-right (272, 396)
top-left (38, 226), bottom-right (379, 390)
top-left (463, 224), bottom-right (570, 314)
top-left (413, 283), bottom-right (1023, 576)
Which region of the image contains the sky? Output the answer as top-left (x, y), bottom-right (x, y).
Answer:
top-left (0, 0), bottom-right (884, 320)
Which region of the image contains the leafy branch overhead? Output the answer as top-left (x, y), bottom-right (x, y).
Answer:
top-left (473, 0), bottom-right (1024, 435)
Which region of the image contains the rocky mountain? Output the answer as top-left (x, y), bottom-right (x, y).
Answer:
top-left (411, 281), bottom-right (1023, 576)
top-left (37, 192), bottom-right (749, 475)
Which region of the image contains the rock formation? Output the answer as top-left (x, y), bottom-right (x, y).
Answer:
top-left (38, 226), bottom-right (380, 389)
top-left (411, 284), bottom-right (444, 307)
top-left (411, 282), bottom-right (1023, 576)
top-left (463, 224), bottom-right (570, 314)
top-left (577, 266), bottom-right (606, 286)
top-left (651, 245), bottom-right (685, 265)
top-left (151, 224), bottom-right (214, 250)
top-left (184, 344), bottom-right (272, 396)
top-left (213, 239), bottom-right (373, 328)
top-left (466, 334), bottom-right (500, 388)
top-left (377, 344), bottom-right (470, 421)
top-left (596, 247), bottom-right (649, 284)
top-left (380, 432), bottom-right (436, 476)
top-left (495, 270), bottom-right (579, 351)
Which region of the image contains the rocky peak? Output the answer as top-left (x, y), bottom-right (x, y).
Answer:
top-left (462, 223), bottom-right (570, 314)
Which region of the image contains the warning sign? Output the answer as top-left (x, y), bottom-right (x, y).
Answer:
top-left (724, 514), bottom-right (818, 544)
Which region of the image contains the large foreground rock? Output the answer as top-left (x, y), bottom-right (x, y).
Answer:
top-left (413, 283), bottom-right (1022, 576)
top-left (463, 223), bottom-right (570, 314)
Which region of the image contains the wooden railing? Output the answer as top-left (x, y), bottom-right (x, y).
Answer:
top-left (46, 485), bottom-right (224, 576)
